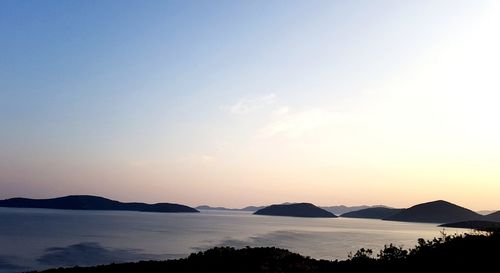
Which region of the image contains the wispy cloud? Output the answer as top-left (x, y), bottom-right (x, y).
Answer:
top-left (271, 106), bottom-right (289, 117)
top-left (228, 93), bottom-right (276, 114)
top-left (178, 154), bottom-right (216, 164)
top-left (258, 108), bottom-right (342, 138)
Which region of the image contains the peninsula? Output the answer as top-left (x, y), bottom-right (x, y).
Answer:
top-left (0, 195), bottom-right (199, 213)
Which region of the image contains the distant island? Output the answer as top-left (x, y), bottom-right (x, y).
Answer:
top-left (440, 220), bottom-right (500, 230)
top-left (254, 203), bottom-right (336, 218)
top-left (241, 205), bottom-right (267, 211)
top-left (483, 211), bottom-right (500, 222)
top-left (195, 204), bottom-right (392, 214)
top-left (196, 205), bottom-right (241, 211)
top-left (320, 205), bottom-right (388, 215)
top-left (196, 205), bottom-right (266, 212)
top-left (2, 196), bottom-right (498, 225)
top-left (384, 200), bottom-right (481, 223)
top-left (338, 200), bottom-right (500, 227)
top-left (0, 195), bottom-right (199, 213)
top-left (341, 207), bottom-right (403, 219)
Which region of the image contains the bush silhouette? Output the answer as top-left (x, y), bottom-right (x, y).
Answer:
top-left (377, 244), bottom-right (408, 262)
top-left (34, 229), bottom-right (500, 273)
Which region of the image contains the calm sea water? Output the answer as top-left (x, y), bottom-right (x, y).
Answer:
top-left (0, 208), bottom-right (463, 272)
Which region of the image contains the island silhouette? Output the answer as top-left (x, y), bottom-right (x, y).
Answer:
top-left (384, 200), bottom-right (481, 223)
top-left (0, 195), bottom-right (199, 213)
top-left (196, 205), bottom-right (266, 212)
top-left (440, 220), bottom-right (500, 230)
top-left (339, 200), bottom-right (500, 228)
top-left (254, 203), bottom-right (337, 218)
top-left (341, 207), bottom-right (403, 219)
top-left (2, 195), bottom-right (499, 228)
top-left (484, 211), bottom-right (500, 222)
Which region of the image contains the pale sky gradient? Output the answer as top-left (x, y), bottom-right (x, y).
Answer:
top-left (1, 0), bottom-right (499, 210)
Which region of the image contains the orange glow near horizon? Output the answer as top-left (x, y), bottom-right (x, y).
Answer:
top-left (1, 1), bottom-right (499, 211)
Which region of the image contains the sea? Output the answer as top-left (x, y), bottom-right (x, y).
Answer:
top-left (0, 208), bottom-right (464, 272)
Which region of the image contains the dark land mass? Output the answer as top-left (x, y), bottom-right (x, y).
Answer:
top-left (33, 231), bottom-right (500, 273)
top-left (341, 207), bottom-right (403, 219)
top-left (320, 205), bottom-right (389, 215)
top-left (196, 205), bottom-right (266, 212)
top-left (484, 211), bottom-right (500, 222)
top-left (254, 203), bottom-right (337, 218)
top-left (241, 204), bottom-right (375, 213)
top-left (440, 220), bottom-right (500, 230)
top-left (344, 200), bottom-right (499, 224)
top-left (320, 205), bottom-right (368, 215)
top-left (241, 205), bottom-right (266, 211)
top-left (196, 204), bottom-right (390, 214)
top-left (196, 205), bottom-right (240, 211)
top-left (384, 200), bottom-right (481, 223)
top-left (0, 195), bottom-right (198, 213)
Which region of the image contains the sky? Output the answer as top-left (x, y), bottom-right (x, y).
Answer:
top-left (1, 0), bottom-right (499, 210)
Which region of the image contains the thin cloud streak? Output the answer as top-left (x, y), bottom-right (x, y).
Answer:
top-left (258, 108), bottom-right (345, 138)
top-left (228, 93), bottom-right (276, 114)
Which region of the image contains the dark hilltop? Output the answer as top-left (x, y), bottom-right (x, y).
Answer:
top-left (341, 207), bottom-right (403, 219)
top-left (483, 211), bottom-right (500, 222)
top-left (384, 200), bottom-right (482, 223)
top-left (254, 203), bottom-right (337, 218)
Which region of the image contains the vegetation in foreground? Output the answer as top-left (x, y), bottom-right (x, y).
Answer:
top-left (34, 230), bottom-right (500, 273)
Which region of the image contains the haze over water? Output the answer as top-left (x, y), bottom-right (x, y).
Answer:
top-left (0, 208), bottom-right (462, 273)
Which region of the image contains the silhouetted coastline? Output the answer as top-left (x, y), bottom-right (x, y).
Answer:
top-left (31, 230), bottom-right (500, 273)
top-left (341, 207), bottom-right (403, 219)
top-left (0, 195), bottom-right (198, 213)
top-left (254, 203), bottom-right (337, 218)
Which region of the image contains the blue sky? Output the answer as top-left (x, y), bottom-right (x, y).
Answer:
top-left (1, 1), bottom-right (499, 209)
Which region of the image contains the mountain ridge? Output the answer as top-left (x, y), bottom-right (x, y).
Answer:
top-left (385, 200), bottom-right (481, 223)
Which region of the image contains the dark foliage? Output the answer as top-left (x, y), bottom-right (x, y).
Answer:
top-left (32, 230), bottom-right (500, 273)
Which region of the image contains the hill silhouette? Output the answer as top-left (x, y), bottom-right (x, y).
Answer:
top-left (241, 205), bottom-right (266, 211)
top-left (341, 207), bottom-right (403, 219)
top-left (320, 205), bottom-right (370, 215)
top-left (385, 200), bottom-right (481, 223)
top-left (0, 195), bottom-right (198, 213)
top-left (254, 203), bottom-right (336, 218)
top-left (484, 211), bottom-right (500, 222)
top-left (196, 205), bottom-right (240, 211)
top-left (320, 205), bottom-right (393, 215)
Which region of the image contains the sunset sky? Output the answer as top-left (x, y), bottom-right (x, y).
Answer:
top-left (1, 0), bottom-right (499, 210)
